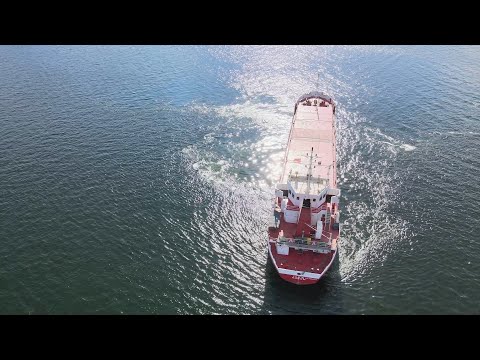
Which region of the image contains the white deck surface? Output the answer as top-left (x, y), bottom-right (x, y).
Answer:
top-left (281, 101), bottom-right (337, 194)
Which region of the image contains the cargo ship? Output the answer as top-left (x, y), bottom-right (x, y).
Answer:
top-left (267, 92), bottom-right (341, 285)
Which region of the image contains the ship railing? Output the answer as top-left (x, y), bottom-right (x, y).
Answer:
top-left (280, 114), bottom-right (297, 182)
top-left (277, 236), bottom-right (331, 253)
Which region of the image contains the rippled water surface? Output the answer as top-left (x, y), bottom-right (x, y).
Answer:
top-left (1, 45), bottom-right (479, 314)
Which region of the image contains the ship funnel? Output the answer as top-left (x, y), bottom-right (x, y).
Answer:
top-left (315, 219), bottom-right (323, 239)
top-left (332, 211), bottom-right (340, 230)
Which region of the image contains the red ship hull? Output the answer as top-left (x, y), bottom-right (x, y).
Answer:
top-left (267, 92), bottom-right (340, 285)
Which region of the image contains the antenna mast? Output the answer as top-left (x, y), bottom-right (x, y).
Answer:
top-left (306, 147), bottom-right (315, 195)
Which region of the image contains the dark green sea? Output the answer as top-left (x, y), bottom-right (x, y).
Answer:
top-left (0, 45), bottom-right (479, 314)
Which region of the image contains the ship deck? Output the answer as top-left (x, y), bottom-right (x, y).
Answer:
top-left (282, 100), bottom-right (337, 191)
top-left (269, 242), bottom-right (334, 272)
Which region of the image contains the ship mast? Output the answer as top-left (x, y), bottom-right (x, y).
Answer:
top-left (306, 147), bottom-right (315, 195)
